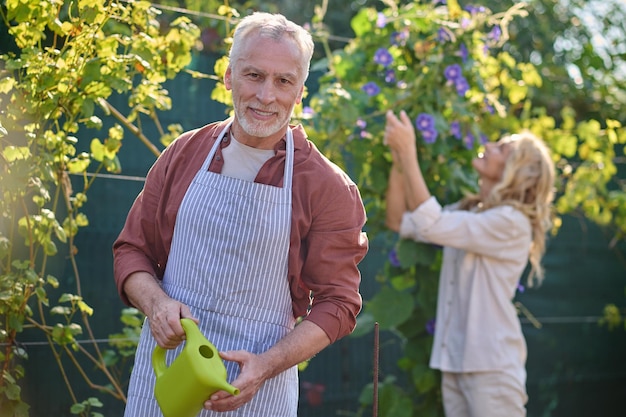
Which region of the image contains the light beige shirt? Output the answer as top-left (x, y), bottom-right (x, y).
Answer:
top-left (222, 134), bottom-right (275, 181)
top-left (400, 196), bottom-right (531, 387)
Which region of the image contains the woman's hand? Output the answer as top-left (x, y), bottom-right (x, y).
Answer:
top-left (384, 109), bottom-right (432, 212)
top-left (384, 110), bottom-right (417, 162)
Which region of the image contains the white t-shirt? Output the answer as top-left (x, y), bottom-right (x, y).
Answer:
top-left (221, 135), bottom-right (275, 182)
top-left (400, 196), bottom-right (532, 389)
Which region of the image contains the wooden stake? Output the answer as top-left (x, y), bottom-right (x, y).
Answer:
top-left (373, 321), bottom-right (379, 417)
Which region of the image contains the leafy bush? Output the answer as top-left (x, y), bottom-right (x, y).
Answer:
top-left (0, 1), bottom-right (199, 415)
top-left (301, 1), bottom-right (626, 415)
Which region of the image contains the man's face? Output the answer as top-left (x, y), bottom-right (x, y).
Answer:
top-left (225, 36), bottom-right (305, 149)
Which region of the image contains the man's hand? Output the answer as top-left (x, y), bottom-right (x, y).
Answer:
top-left (123, 271), bottom-right (197, 349)
top-left (148, 296), bottom-right (197, 349)
top-left (202, 350), bottom-right (269, 412)
top-left (202, 320), bottom-right (331, 412)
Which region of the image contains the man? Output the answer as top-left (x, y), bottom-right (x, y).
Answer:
top-left (113, 12), bottom-right (368, 416)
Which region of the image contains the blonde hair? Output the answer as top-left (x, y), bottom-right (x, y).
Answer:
top-left (460, 131), bottom-right (556, 286)
top-left (229, 12), bottom-right (314, 82)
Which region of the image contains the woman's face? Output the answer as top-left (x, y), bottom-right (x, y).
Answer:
top-left (472, 138), bottom-right (513, 182)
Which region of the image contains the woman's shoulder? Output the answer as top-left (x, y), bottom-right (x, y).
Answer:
top-left (485, 204), bottom-right (532, 234)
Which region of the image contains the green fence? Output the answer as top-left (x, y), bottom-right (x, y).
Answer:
top-left (19, 52), bottom-right (626, 416)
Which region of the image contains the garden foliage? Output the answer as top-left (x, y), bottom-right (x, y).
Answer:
top-left (0, 0), bottom-right (199, 415)
top-left (0, 0), bottom-right (625, 416)
top-left (297, 1), bottom-right (626, 415)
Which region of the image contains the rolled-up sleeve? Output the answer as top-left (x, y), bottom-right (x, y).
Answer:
top-left (113, 150), bottom-right (170, 305)
top-left (299, 182), bottom-right (368, 343)
top-left (113, 127), bottom-right (213, 305)
top-left (399, 196), bottom-right (531, 260)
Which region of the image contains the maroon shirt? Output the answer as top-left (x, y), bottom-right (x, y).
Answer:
top-left (113, 120), bottom-right (368, 343)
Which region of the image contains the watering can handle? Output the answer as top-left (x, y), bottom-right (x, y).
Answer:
top-left (151, 318), bottom-right (196, 378)
top-left (152, 344), bottom-right (167, 378)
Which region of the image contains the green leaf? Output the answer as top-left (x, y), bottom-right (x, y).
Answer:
top-left (51, 306), bottom-right (71, 315)
top-left (43, 240), bottom-right (57, 256)
top-left (351, 311), bottom-right (375, 338)
top-left (75, 213), bottom-right (89, 227)
top-left (78, 300), bottom-right (93, 316)
top-left (412, 364), bottom-right (437, 392)
top-left (67, 154), bottom-right (92, 174)
top-left (351, 8), bottom-right (376, 38)
top-left (103, 155), bottom-right (122, 173)
top-left (378, 383), bottom-right (413, 417)
top-left (5, 381), bottom-right (21, 400)
top-left (366, 287), bottom-right (414, 329)
top-left (35, 287), bottom-right (48, 305)
top-left (85, 116), bottom-right (103, 129)
top-left (2, 146), bottom-right (31, 162)
top-left (90, 139), bottom-right (105, 162)
top-left (86, 397), bottom-right (103, 407)
top-left (46, 275), bottom-right (59, 288)
top-left (24, 269), bottom-right (38, 284)
top-left (397, 240), bottom-right (440, 268)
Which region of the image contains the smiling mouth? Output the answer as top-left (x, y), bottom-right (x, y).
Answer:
top-left (250, 108), bottom-right (276, 117)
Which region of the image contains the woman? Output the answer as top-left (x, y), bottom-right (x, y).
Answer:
top-left (384, 110), bottom-right (555, 417)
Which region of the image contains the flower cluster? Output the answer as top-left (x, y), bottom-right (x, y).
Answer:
top-left (361, 81), bottom-right (380, 96)
top-left (374, 48), bottom-right (393, 67)
top-left (415, 113), bottom-right (438, 144)
top-left (444, 63), bottom-right (470, 96)
top-left (354, 118), bottom-right (370, 140)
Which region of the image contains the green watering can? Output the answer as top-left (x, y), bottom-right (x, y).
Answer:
top-left (152, 318), bottom-right (240, 417)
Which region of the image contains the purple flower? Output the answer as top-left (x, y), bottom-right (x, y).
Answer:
top-left (465, 5), bottom-right (486, 14)
top-left (480, 134), bottom-right (488, 145)
top-left (376, 12), bottom-right (386, 28)
top-left (488, 25), bottom-right (502, 43)
top-left (437, 27), bottom-right (452, 43)
top-left (459, 43), bottom-right (468, 62)
top-left (484, 99), bottom-right (495, 114)
top-left (415, 113), bottom-right (435, 131)
top-left (374, 48), bottom-right (393, 67)
top-left (356, 118), bottom-right (367, 129)
top-left (426, 318), bottom-right (436, 335)
top-left (464, 133), bottom-right (475, 149)
top-left (517, 283), bottom-right (525, 293)
top-left (362, 81), bottom-right (380, 96)
top-left (421, 128), bottom-right (438, 144)
top-left (302, 106), bottom-right (314, 116)
top-left (390, 30), bottom-right (409, 47)
top-left (388, 249), bottom-right (401, 268)
top-left (450, 121), bottom-right (461, 139)
top-left (384, 69), bottom-right (396, 83)
top-left (444, 64), bottom-right (463, 82)
top-left (455, 76), bottom-right (470, 96)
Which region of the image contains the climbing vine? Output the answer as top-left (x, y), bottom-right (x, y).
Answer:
top-left (0, 0), bottom-right (204, 415)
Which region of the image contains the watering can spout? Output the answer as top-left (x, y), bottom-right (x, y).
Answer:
top-left (152, 318), bottom-right (239, 417)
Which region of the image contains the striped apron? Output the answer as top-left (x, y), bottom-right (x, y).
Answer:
top-left (124, 121), bottom-right (298, 417)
